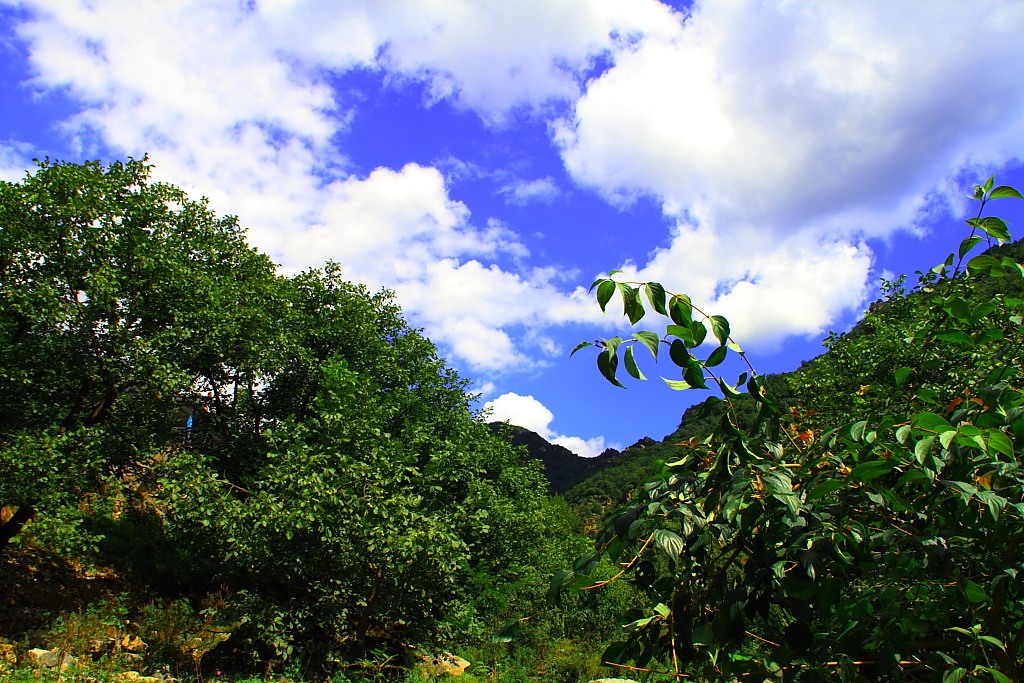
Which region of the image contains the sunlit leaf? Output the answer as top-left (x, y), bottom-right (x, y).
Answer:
top-left (624, 345), bottom-right (646, 380)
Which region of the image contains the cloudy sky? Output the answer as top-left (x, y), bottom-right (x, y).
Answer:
top-left (2, 0), bottom-right (1024, 456)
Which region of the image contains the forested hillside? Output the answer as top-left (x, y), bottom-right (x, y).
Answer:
top-left (554, 177), bottom-right (1024, 681)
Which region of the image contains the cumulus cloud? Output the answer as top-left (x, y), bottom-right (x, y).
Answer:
top-left (558, 1), bottom-right (1024, 347)
top-left (484, 392), bottom-right (614, 458)
top-left (6, 0), bottom-right (646, 372)
top-left (8, 0), bottom-right (1024, 371)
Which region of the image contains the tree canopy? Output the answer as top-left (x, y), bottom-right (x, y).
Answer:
top-left (0, 158), bottom-right (577, 674)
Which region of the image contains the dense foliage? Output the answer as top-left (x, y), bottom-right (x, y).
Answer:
top-left (0, 159), bottom-right (594, 678)
top-left (564, 178), bottom-right (1024, 681)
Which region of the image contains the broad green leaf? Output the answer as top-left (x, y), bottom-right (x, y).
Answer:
top-left (683, 360), bottom-right (708, 390)
top-left (492, 619), bottom-right (522, 643)
top-left (669, 339), bottom-right (690, 368)
top-left (662, 378), bottom-right (692, 391)
top-left (653, 528), bottom-right (685, 560)
top-left (986, 429), bottom-right (1014, 458)
top-left (939, 430), bottom-right (957, 449)
top-left (848, 459), bottom-right (895, 483)
top-left (963, 580), bottom-right (988, 604)
top-left (689, 319), bottom-right (708, 347)
top-left (644, 282), bottom-right (668, 315)
top-left (632, 330), bottom-right (660, 359)
top-left (717, 378), bottom-right (743, 399)
top-left (980, 216), bottom-right (1011, 242)
top-left (958, 234), bottom-right (983, 258)
top-left (895, 424), bottom-right (912, 444)
top-left (915, 435), bottom-right (936, 464)
top-left (569, 341), bottom-right (593, 357)
top-left (977, 636), bottom-right (1007, 652)
top-left (936, 330), bottom-right (973, 345)
top-left (595, 279), bottom-right (615, 311)
top-left (597, 349), bottom-right (625, 388)
top-left (666, 324), bottom-right (691, 341)
top-left (548, 569), bottom-right (575, 602)
top-left (943, 296), bottom-right (971, 323)
top-left (913, 412), bottom-right (953, 435)
top-left (705, 345), bottom-right (727, 368)
top-left (624, 345), bottom-right (646, 380)
top-left (990, 185), bottom-right (1024, 199)
top-left (979, 668), bottom-right (1012, 683)
top-left (709, 314), bottom-right (730, 345)
top-left (894, 367), bottom-right (914, 386)
top-left (618, 283), bottom-right (645, 324)
top-left (669, 294), bottom-right (693, 325)
top-left (807, 479), bottom-right (844, 501)
top-left (942, 667), bottom-right (966, 683)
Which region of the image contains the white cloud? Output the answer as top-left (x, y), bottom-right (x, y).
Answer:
top-left (484, 392), bottom-right (614, 458)
top-left (0, 141), bottom-right (32, 182)
top-left (558, 1), bottom-right (1024, 348)
top-left (499, 177), bottom-right (561, 205)
top-left (6, 0), bottom-right (629, 373)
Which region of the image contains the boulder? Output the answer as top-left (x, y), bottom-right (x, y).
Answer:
top-left (25, 648), bottom-right (76, 670)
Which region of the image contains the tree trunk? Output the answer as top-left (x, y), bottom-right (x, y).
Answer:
top-left (0, 504), bottom-right (35, 550)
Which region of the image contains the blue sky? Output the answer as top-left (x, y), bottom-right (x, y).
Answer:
top-left (2, 1), bottom-right (1024, 456)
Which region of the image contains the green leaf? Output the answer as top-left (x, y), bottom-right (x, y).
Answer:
top-left (942, 667), bottom-right (966, 683)
top-left (662, 378), bottom-right (692, 391)
top-left (644, 282), bottom-right (668, 315)
top-left (689, 320), bottom-right (708, 347)
top-left (808, 479), bottom-right (844, 501)
top-left (990, 185), bottom-right (1024, 200)
top-left (980, 216), bottom-right (1011, 242)
top-left (894, 367), bottom-right (914, 386)
top-left (943, 296), bottom-right (971, 323)
top-left (895, 424), bottom-right (912, 444)
top-left (683, 360), bottom-right (708, 390)
top-left (913, 412), bottom-right (953, 435)
top-left (848, 459), bottom-right (895, 483)
top-left (596, 279), bottom-right (615, 311)
top-left (915, 435), bottom-right (936, 464)
top-left (936, 329), bottom-right (974, 345)
top-left (597, 349), bottom-right (625, 388)
top-left (979, 668), bottom-right (1013, 683)
top-left (963, 580), bottom-right (988, 604)
top-left (959, 234), bottom-right (983, 258)
top-left (548, 569), bottom-right (575, 602)
top-left (709, 315), bottom-right (730, 345)
top-left (986, 430), bottom-right (1014, 458)
top-left (618, 283), bottom-right (645, 324)
top-left (569, 341), bottom-right (593, 357)
top-left (669, 339), bottom-right (690, 368)
top-left (717, 378), bottom-right (743, 399)
top-left (492, 619), bottom-right (522, 643)
top-left (624, 345), bottom-right (646, 380)
top-left (632, 331), bottom-right (660, 359)
top-left (669, 294), bottom-right (693, 326)
top-left (653, 528), bottom-right (685, 560)
top-left (705, 345), bottom-right (727, 368)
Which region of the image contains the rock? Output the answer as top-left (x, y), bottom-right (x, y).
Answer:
top-left (25, 648), bottom-right (76, 670)
top-left (121, 635), bottom-right (147, 653)
top-left (417, 651), bottom-right (471, 677)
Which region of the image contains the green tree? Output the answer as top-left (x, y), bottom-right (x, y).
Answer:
top-left (0, 157), bottom-right (281, 550)
top-left (0, 158), bottom-right (575, 675)
top-left (561, 178), bottom-right (1024, 681)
